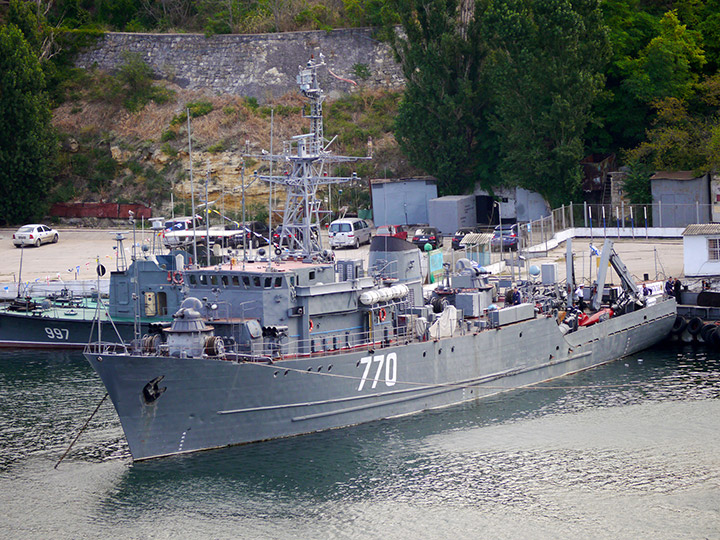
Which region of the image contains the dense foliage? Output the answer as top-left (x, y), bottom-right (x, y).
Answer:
top-left (0, 1), bottom-right (57, 225)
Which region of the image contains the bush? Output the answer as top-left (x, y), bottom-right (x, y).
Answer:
top-left (161, 129), bottom-right (178, 142)
top-left (170, 100), bottom-right (214, 125)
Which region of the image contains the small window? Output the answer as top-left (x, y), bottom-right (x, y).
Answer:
top-left (232, 276), bottom-right (240, 286)
top-left (309, 271), bottom-right (315, 280)
top-left (253, 276), bottom-right (261, 287)
top-left (290, 276), bottom-right (296, 286)
top-left (264, 277), bottom-right (272, 288)
top-left (210, 275), bottom-right (218, 286)
top-left (242, 276), bottom-right (250, 287)
top-left (274, 277), bottom-right (282, 288)
top-left (199, 275), bottom-right (207, 285)
top-left (221, 275), bottom-right (229, 287)
top-left (189, 275), bottom-right (197, 285)
top-left (709, 238), bottom-right (720, 260)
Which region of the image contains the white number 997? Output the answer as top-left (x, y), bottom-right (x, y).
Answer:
top-left (45, 327), bottom-right (69, 340)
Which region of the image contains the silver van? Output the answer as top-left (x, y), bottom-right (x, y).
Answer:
top-left (328, 218), bottom-right (373, 249)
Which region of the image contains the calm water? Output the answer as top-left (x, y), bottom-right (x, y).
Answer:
top-left (1, 345), bottom-right (719, 539)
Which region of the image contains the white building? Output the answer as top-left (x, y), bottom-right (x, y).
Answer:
top-left (683, 224), bottom-right (720, 276)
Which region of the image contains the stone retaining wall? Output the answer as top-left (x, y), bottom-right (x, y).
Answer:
top-left (75, 28), bottom-right (405, 101)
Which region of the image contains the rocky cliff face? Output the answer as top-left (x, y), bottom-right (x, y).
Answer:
top-left (52, 29), bottom-right (410, 220)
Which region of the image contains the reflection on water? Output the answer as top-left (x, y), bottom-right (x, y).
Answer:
top-left (0, 344), bottom-right (719, 539)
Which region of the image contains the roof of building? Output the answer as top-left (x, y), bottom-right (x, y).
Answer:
top-left (683, 224), bottom-right (720, 236)
top-left (370, 176), bottom-right (437, 185)
top-left (460, 232), bottom-right (493, 246)
top-left (650, 171), bottom-right (702, 181)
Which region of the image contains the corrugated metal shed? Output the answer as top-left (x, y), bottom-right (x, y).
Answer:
top-left (682, 224), bottom-right (720, 236)
top-left (460, 232), bottom-right (493, 246)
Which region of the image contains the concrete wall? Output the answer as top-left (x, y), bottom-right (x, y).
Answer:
top-left (75, 29), bottom-right (404, 100)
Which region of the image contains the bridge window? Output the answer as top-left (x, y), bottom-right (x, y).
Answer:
top-left (242, 276), bottom-right (250, 287)
top-left (221, 275), bottom-right (229, 287)
top-left (253, 276), bottom-right (261, 287)
top-left (210, 275), bottom-right (218, 286)
top-left (232, 276), bottom-right (240, 287)
top-left (274, 277), bottom-right (282, 288)
top-left (264, 277), bottom-right (272, 288)
top-left (199, 275), bottom-right (207, 285)
top-left (189, 275), bottom-right (197, 285)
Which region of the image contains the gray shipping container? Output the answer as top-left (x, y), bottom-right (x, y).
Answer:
top-left (428, 195), bottom-right (477, 235)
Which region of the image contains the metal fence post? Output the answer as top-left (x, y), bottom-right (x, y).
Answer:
top-left (584, 201), bottom-right (588, 228)
top-left (570, 202), bottom-right (574, 229)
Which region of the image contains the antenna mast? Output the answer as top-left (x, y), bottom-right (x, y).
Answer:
top-left (247, 55), bottom-right (369, 257)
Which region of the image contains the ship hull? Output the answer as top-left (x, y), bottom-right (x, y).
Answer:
top-left (0, 310), bottom-right (149, 349)
top-left (85, 299), bottom-right (676, 461)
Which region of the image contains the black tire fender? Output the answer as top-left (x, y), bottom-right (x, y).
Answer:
top-left (687, 316), bottom-right (704, 335)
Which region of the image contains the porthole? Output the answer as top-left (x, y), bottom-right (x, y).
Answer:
top-left (328, 365), bottom-right (333, 371)
top-left (423, 351), bottom-right (427, 358)
top-left (284, 370), bottom-right (289, 376)
top-left (519, 332), bottom-right (523, 338)
top-left (273, 371), bottom-right (279, 378)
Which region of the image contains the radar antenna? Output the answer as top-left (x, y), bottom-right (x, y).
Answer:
top-left (246, 55), bottom-right (370, 258)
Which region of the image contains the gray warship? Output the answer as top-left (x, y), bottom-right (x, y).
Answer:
top-left (84, 58), bottom-right (677, 461)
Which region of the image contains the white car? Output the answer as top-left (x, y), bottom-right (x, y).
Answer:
top-left (328, 218), bottom-right (373, 249)
top-left (12, 224), bottom-right (59, 247)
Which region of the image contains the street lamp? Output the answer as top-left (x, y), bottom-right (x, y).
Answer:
top-left (495, 199), bottom-right (503, 263)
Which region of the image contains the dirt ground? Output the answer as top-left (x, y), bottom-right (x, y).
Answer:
top-left (0, 227), bottom-right (686, 286)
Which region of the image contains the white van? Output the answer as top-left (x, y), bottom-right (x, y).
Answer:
top-left (328, 218), bottom-right (373, 249)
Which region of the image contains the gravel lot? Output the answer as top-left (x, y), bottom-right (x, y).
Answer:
top-left (0, 227), bottom-right (685, 286)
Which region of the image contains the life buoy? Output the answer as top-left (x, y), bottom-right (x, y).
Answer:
top-left (378, 308), bottom-right (387, 322)
top-left (172, 271), bottom-right (183, 285)
top-left (309, 319), bottom-right (314, 332)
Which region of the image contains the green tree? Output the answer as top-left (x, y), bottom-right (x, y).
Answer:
top-left (619, 10), bottom-right (705, 104)
top-left (0, 23), bottom-right (57, 225)
top-left (484, 0), bottom-right (610, 207)
top-left (585, 0), bottom-right (659, 153)
top-left (390, 0), bottom-right (497, 195)
top-left (626, 73), bottom-right (720, 174)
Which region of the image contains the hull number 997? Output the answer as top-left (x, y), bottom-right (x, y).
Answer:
top-left (358, 353), bottom-right (397, 391)
top-left (45, 327), bottom-right (69, 340)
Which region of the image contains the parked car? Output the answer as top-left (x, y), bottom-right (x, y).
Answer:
top-left (451, 226), bottom-right (481, 250)
top-left (491, 224), bottom-right (520, 251)
top-left (164, 215), bottom-right (203, 233)
top-left (411, 227), bottom-right (443, 250)
top-left (328, 218), bottom-right (373, 249)
top-left (12, 224), bottom-right (59, 248)
top-left (375, 224), bottom-right (408, 240)
top-left (236, 221), bottom-right (270, 248)
top-left (272, 224), bottom-right (320, 248)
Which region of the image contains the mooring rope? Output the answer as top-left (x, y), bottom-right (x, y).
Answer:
top-left (54, 392), bottom-right (108, 469)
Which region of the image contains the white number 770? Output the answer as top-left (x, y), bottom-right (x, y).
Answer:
top-left (358, 353), bottom-right (397, 391)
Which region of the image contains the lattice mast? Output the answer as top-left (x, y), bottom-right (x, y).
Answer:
top-left (248, 55), bottom-right (368, 256)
